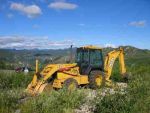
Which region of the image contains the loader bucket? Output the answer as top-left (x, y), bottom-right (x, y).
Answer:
top-left (26, 64), bottom-right (59, 96)
top-left (26, 63), bottom-right (77, 96)
top-left (27, 82), bottom-right (48, 96)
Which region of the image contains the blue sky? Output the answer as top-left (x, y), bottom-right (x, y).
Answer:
top-left (0, 0), bottom-right (150, 49)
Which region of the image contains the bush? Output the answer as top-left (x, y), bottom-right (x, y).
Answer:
top-left (0, 71), bottom-right (85, 113)
top-left (21, 89), bottom-right (85, 113)
top-left (95, 94), bottom-right (131, 113)
top-left (0, 71), bottom-right (33, 113)
top-left (0, 71), bottom-right (32, 89)
top-left (95, 72), bottom-right (150, 113)
top-left (0, 89), bottom-right (22, 113)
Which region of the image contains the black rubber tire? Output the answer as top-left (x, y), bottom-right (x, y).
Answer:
top-left (63, 78), bottom-right (78, 91)
top-left (89, 70), bottom-right (104, 89)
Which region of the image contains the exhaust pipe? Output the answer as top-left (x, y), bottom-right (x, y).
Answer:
top-left (70, 45), bottom-right (73, 63)
top-left (36, 59), bottom-right (39, 73)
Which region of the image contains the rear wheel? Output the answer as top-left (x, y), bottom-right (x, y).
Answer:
top-left (63, 78), bottom-right (78, 91)
top-left (89, 70), bottom-right (104, 89)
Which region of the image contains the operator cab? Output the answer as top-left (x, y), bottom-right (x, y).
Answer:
top-left (75, 46), bottom-right (104, 75)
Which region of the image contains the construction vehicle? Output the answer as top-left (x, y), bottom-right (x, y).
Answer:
top-left (27, 45), bottom-right (127, 95)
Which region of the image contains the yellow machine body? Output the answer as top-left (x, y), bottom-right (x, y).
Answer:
top-left (27, 46), bottom-right (127, 95)
top-left (27, 63), bottom-right (89, 95)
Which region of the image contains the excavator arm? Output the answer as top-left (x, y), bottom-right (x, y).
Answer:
top-left (104, 47), bottom-right (127, 82)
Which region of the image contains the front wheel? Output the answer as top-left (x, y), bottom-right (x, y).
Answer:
top-left (63, 78), bottom-right (78, 91)
top-left (89, 71), bottom-right (104, 89)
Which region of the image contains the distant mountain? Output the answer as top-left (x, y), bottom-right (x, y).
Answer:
top-left (122, 46), bottom-right (150, 57)
top-left (0, 46), bottom-right (149, 69)
top-left (103, 46), bottom-right (150, 58)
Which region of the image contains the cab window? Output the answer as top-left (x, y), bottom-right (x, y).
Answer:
top-left (90, 50), bottom-right (102, 66)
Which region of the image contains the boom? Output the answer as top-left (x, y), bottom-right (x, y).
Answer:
top-left (104, 47), bottom-right (126, 81)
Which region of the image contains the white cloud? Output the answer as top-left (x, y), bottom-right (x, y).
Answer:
top-left (128, 20), bottom-right (146, 27)
top-left (10, 3), bottom-right (42, 18)
top-left (0, 36), bottom-right (74, 49)
top-left (104, 43), bottom-right (117, 48)
top-left (48, 1), bottom-right (78, 10)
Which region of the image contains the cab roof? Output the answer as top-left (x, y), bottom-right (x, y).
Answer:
top-left (78, 45), bottom-right (102, 50)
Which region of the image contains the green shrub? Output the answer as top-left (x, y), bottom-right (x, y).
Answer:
top-left (94, 94), bottom-right (131, 113)
top-left (0, 89), bottom-right (22, 113)
top-left (0, 72), bottom-right (32, 89)
top-left (95, 72), bottom-right (150, 113)
top-left (21, 89), bottom-right (85, 113)
top-left (0, 71), bottom-right (32, 113)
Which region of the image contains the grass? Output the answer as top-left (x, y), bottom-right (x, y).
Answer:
top-left (21, 90), bottom-right (85, 113)
top-left (0, 71), bottom-right (32, 89)
top-left (94, 73), bottom-right (150, 113)
top-left (94, 58), bottom-right (150, 113)
top-left (0, 71), bottom-right (32, 113)
top-left (0, 71), bottom-right (85, 113)
top-left (0, 56), bottom-right (150, 113)
top-left (0, 89), bottom-right (22, 113)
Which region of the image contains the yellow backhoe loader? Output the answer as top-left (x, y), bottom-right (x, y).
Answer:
top-left (26, 45), bottom-right (128, 95)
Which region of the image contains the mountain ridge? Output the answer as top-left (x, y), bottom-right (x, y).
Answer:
top-left (0, 45), bottom-right (150, 69)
